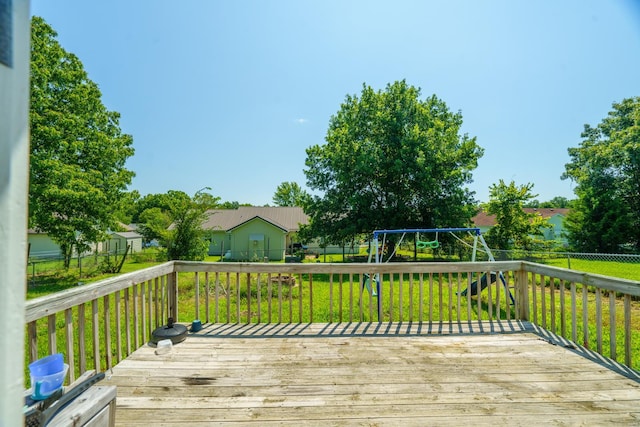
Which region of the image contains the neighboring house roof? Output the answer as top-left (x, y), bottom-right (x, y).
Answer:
top-left (472, 211), bottom-right (495, 227)
top-left (202, 207), bottom-right (309, 232)
top-left (227, 216), bottom-right (289, 232)
top-left (121, 223), bottom-right (137, 232)
top-left (110, 231), bottom-right (142, 239)
top-left (472, 208), bottom-right (570, 227)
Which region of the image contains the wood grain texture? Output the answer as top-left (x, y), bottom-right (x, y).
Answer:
top-left (108, 321), bottom-right (640, 426)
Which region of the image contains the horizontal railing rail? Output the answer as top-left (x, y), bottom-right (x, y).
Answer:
top-left (24, 260), bottom-right (640, 385)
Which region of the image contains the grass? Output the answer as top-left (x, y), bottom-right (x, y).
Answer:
top-left (545, 257), bottom-right (640, 281)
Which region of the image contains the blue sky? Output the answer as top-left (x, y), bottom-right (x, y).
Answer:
top-left (30, 0), bottom-right (640, 206)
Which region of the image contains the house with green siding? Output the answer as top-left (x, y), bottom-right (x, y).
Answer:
top-left (105, 231), bottom-right (143, 255)
top-left (27, 229), bottom-right (62, 259)
top-left (28, 226), bottom-right (143, 259)
top-left (472, 208), bottom-right (570, 246)
top-left (202, 207), bottom-right (309, 261)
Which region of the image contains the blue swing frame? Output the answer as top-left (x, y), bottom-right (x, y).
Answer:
top-left (365, 228), bottom-right (515, 315)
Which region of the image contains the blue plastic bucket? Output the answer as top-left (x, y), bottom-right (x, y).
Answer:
top-left (28, 353), bottom-right (63, 377)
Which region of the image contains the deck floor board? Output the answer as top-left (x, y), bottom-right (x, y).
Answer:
top-left (109, 322), bottom-right (640, 426)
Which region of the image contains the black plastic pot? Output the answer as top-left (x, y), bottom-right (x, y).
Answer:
top-left (151, 317), bottom-right (188, 344)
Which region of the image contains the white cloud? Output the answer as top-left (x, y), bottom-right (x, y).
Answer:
top-left (296, 118), bottom-right (309, 124)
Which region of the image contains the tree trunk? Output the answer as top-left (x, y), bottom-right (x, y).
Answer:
top-left (62, 243), bottom-right (74, 270)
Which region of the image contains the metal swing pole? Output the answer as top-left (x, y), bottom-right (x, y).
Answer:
top-left (374, 233), bottom-right (382, 318)
top-left (472, 234), bottom-right (478, 262)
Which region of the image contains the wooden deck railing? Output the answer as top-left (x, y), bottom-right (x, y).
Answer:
top-left (25, 262), bottom-right (176, 384)
top-left (24, 260), bottom-right (640, 385)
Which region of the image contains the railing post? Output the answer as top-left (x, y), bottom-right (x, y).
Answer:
top-left (516, 265), bottom-right (530, 321)
top-left (167, 271), bottom-right (179, 321)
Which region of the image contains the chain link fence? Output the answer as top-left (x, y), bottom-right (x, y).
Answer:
top-left (492, 250), bottom-right (640, 265)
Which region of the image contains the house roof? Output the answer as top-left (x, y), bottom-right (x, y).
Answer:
top-left (121, 223), bottom-right (137, 232)
top-left (227, 216), bottom-right (289, 233)
top-left (111, 231), bottom-right (143, 239)
top-left (472, 208), bottom-right (570, 227)
top-left (202, 207), bottom-right (309, 233)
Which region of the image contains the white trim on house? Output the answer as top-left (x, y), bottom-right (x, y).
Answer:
top-left (0, 2), bottom-right (31, 423)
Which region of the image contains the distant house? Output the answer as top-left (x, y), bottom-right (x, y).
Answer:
top-left (27, 225), bottom-right (143, 259)
top-left (472, 208), bottom-right (570, 245)
top-left (27, 229), bottom-right (62, 259)
top-left (202, 207), bottom-right (309, 261)
top-left (105, 231), bottom-right (143, 254)
top-left (27, 229), bottom-right (102, 259)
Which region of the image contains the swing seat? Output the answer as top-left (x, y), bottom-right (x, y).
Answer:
top-left (417, 240), bottom-right (439, 249)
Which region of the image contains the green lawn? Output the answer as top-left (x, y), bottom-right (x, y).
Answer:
top-left (545, 257), bottom-right (640, 281)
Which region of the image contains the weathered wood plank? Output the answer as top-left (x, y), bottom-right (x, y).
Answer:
top-left (115, 401), bottom-right (640, 425)
top-left (114, 414), bottom-right (640, 427)
top-left (110, 322), bottom-right (640, 426)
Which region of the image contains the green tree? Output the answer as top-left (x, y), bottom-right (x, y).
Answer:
top-left (131, 190), bottom-right (191, 223)
top-left (562, 97), bottom-right (640, 252)
top-left (541, 196), bottom-right (573, 208)
top-left (483, 180), bottom-right (549, 250)
top-left (29, 17), bottom-right (134, 268)
top-left (525, 196), bottom-right (574, 209)
top-left (302, 80), bottom-right (483, 245)
top-left (113, 190), bottom-right (141, 225)
top-left (272, 182), bottom-right (311, 207)
top-left (165, 189), bottom-right (220, 261)
top-left (137, 207), bottom-right (172, 244)
top-left (217, 201), bottom-right (253, 209)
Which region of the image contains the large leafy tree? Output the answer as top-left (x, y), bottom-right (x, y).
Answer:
top-left (113, 190), bottom-right (141, 225)
top-left (483, 180), bottom-right (549, 250)
top-left (132, 189), bottom-right (222, 258)
top-left (165, 189), bottom-right (220, 261)
top-left (272, 181), bottom-right (311, 207)
top-left (525, 196), bottom-right (574, 209)
top-left (29, 17), bottom-right (135, 267)
top-left (137, 207), bottom-right (172, 245)
top-left (302, 80), bottom-right (483, 245)
top-left (562, 97), bottom-right (640, 252)
top-left (132, 190), bottom-right (192, 223)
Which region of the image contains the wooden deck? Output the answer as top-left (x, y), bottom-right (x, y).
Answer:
top-left (109, 321), bottom-right (640, 426)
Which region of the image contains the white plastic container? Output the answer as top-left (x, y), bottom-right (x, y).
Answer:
top-left (155, 339), bottom-right (173, 355)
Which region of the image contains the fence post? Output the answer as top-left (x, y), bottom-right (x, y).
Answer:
top-left (516, 264), bottom-right (530, 320)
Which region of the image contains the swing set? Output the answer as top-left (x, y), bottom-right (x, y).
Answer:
top-left (363, 227), bottom-right (515, 310)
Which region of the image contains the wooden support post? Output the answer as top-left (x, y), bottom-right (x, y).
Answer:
top-left (516, 266), bottom-right (530, 321)
top-left (167, 272), bottom-right (179, 321)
